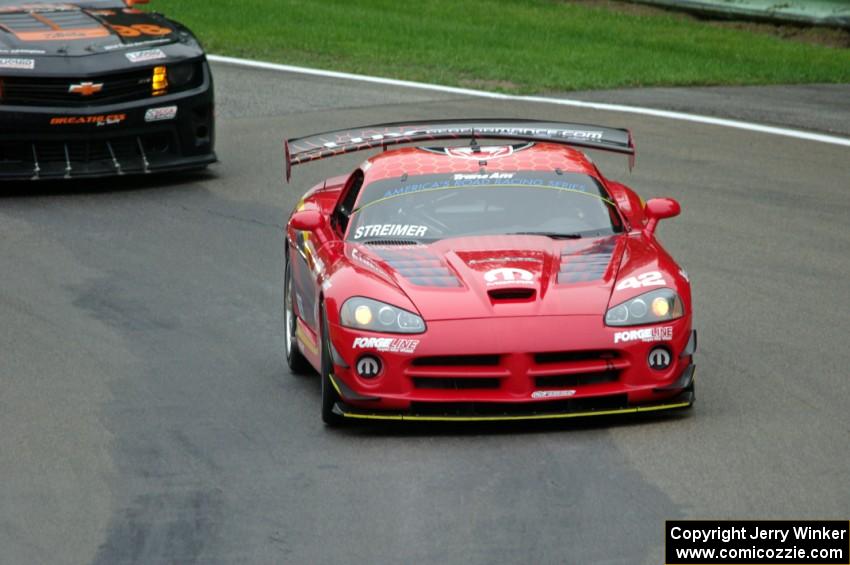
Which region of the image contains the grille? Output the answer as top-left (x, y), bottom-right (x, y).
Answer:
top-left (412, 377), bottom-right (500, 390)
top-left (534, 370), bottom-right (620, 389)
top-left (410, 395), bottom-right (629, 416)
top-left (412, 355), bottom-right (501, 367)
top-left (534, 350), bottom-right (618, 364)
top-left (0, 63), bottom-right (202, 107)
top-left (363, 239), bottom-right (421, 246)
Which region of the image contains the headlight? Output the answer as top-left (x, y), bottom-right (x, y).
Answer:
top-left (167, 62), bottom-right (196, 87)
top-left (340, 297), bottom-right (426, 334)
top-left (605, 288), bottom-right (683, 327)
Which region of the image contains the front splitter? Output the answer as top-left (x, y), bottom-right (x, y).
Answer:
top-left (332, 389), bottom-right (694, 422)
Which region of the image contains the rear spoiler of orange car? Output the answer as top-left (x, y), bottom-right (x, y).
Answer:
top-left (283, 119), bottom-right (635, 181)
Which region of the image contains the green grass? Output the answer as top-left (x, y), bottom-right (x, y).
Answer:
top-left (155, 0), bottom-right (850, 93)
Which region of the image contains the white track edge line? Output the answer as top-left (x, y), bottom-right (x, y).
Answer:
top-left (207, 54), bottom-right (850, 148)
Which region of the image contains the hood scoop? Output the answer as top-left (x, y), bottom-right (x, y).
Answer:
top-left (488, 287), bottom-right (536, 301)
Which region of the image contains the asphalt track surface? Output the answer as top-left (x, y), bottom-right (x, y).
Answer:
top-left (1, 63), bottom-right (848, 565)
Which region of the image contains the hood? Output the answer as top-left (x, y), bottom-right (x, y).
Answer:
top-left (0, 4), bottom-right (179, 57)
top-left (346, 235), bottom-right (628, 321)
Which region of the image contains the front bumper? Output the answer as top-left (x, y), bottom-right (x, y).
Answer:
top-left (328, 315), bottom-right (696, 418)
top-left (333, 385), bottom-right (694, 422)
top-left (0, 63), bottom-right (216, 180)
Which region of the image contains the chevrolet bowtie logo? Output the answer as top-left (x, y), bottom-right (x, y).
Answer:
top-left (68, 82), bottom-right (103, 96)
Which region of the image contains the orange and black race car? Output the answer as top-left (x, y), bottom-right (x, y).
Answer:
top-left (0, 0), bottom-right (215, 180)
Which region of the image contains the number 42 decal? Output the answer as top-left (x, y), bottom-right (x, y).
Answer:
top-left (616, 271), bottom-right (666, 291)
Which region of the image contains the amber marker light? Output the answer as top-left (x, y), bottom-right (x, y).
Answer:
top-left (152, 66), bottom-right (168, 96)
top-left (651, 296), bottom-right (670, 317)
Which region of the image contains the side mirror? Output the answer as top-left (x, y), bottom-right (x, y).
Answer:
top-left (644, 198), bottom-right (680, 236)
top-left (289, 209), bottom-right (324, 231)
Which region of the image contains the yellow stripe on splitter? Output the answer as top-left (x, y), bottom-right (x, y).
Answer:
top-left (340, 401), bottom-right (692, 422)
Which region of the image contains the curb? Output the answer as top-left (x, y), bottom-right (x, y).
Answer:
top-left (626, 0), bottom-right (850, 28)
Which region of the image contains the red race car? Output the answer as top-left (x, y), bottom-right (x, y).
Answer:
top-left (283, 120), bottom-right (696, 425)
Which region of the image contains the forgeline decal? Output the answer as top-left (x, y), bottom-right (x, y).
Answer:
top-left (125, 48), bottom-right (166, 63)
top-left (0, 58), bottom-right (35, 70)
top-left (531, 390), bottom-right (576, 399)
top-left (615, 271), bottom-right (665, 291)
top-left (50, 114), bottom-right (126, 127)
top-left (613, 326), bottom-right (673, 344)
top-left (353, 224), bottom-right (428, 239)
top-left (352, 337), bottom-right (419, 354)
top-left (484, 267), bottom-right (535, 286)
top-left (144, 106), bottom-right (178, 123)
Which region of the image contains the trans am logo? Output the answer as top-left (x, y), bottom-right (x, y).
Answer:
top-left (453, 172), bottom-right (514, 181)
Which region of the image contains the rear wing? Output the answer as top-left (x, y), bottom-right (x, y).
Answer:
top-left (284, 119), bottom-right (635, 181)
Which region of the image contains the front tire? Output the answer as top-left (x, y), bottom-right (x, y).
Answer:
top-left (320, 304), bottom-right (343, 426)
top-left (284, 257), bottom-right (311, 374)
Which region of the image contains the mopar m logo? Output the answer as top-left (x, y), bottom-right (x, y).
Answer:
top-left (648, 347), bottom-right (672, 370)
top-left (484, 268), bottom-right (534, 285)
top-left (356, 356), bottom-right (381, 378)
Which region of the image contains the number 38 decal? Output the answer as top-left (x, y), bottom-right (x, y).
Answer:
top-left (110, 24), bottom-right (172, 37)
top-left (615, 271), bottom-right (666, 291)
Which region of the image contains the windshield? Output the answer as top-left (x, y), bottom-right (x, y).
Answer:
top-left (347, 170), bottom-right (623, 243)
